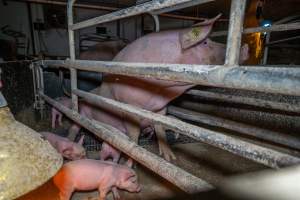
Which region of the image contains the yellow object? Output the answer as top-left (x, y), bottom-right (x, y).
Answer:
top-left (0, 106), bottom-right (62, 200)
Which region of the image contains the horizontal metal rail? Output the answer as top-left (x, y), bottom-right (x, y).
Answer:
top-left (70, 0), bottom-right (212, 30)
top-left (266, 35), bottom-right (300, 46)
top-left (150, 0), bottom-right (213, 15)
top-left (41, 93), bottom-right (213, 194)
top-left (211, 22), bottom-right (300, 37)
top-left (186, 90), bottom-right (300, 113)
top-left (168, 106), bottom-right (300, 150)
top-left (72, 89), bottom-right (300, 168)
top-left (39, 60), bottom-right (300, 96)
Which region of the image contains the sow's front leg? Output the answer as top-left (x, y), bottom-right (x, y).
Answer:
top-left (155, 108), bottom-right (176, 161)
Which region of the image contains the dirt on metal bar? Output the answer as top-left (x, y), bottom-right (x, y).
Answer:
top-left (39, 60), bottom-right (300, 96)
top-left (72, 89), bottom-right (300, 169)
top-left (41, 93), bottom-right (213, 194)
top-left (168, 106), bottom-right (300, 150)
top-left (186, 90), bottom-right (300, 113)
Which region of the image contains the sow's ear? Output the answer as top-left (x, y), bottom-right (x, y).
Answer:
top-left (179, 14), bottom-right (222, 50)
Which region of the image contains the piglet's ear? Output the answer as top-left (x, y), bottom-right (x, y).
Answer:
top-left (179, 14), bottom-right (222, 50)
top-left (78, 135), bottom-right (85, 145)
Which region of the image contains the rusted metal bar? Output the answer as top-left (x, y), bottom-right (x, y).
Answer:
top-left (224, 0), bottom-right (247, 66)
top-left (186, 90), bottom-right (300, 113)
top-left (39, 60), bottom-right (300, 96)
top-left (70, 0), bottom-right (212, 30)
top-left (168, 106), bottom-right (300, 150)
top-left (211, 22), bottom-right (300, 37)
top-left (67, 0), bottom-right (78, 111)
top-left (72, 89), bottom-right (300, 168)
top-left (41, 93), bottom-right (213, 194)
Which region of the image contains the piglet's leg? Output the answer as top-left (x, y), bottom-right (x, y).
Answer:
top-left (68, 123), bottom-right (81, 141)
top-left (112, 187), bottom-right (121, 200)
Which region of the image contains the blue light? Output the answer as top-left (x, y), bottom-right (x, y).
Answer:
top-left (260, 20), bottom-right (272, 27)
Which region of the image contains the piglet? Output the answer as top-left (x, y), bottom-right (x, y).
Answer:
top-left (40, 131), bottom-right (86, 160)
top-left (52, 96), bottom-right (72, 129)
top-left (53, 159), bottom-right (141, 200)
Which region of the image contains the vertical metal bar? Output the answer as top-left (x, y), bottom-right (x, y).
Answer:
top-left (150, 13), bottom-right (160, 32)
top-left (225, 0), bottom-right (247, 66)
top-left (67, 0), bottom-right (78, 111)
top-left (37, 65), bottom-right (45, 119)
top-left (263, 33), bottom-right (271, 64)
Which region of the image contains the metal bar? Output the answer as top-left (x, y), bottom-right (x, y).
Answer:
top-left (73, 89), bottom-right (300, 168)
top-left (70, 0), bottom-right (212, 30)
top-left (39, 60), bottom-right (300, 96)
top-left (224, 0), bottom-right (247, 65)
top-left (67, 0), bottom-right (78, 111)
top-left (150, 13), bottom-right (160, 32)
top-left (10, 0), bottom-right (217, 22)
top-left (41, 93), bottom-right (213, 194)
top-left (168, 106), bottom-right (300, 150)
top-left (266, 35), bottom-right (300, 46)
top-left (150, 0), bottom-right (214, 15)
top-left (211, 22), bottom-right (300, 37)
top-left (262, 33), bottom-right (271, 65)
top-left (160, 13), bottom-right (228, 22)
top-left (186, 90), bottom-right (300, 113)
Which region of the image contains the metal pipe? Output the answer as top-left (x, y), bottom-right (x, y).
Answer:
top-left (10, 0), bottom-right (216, 22)
top-left (160, 13), bottom-right (228, 22)
top-left (150, 0), bottom-right (214, 15)
top-left (224, 0), bottom-right (247, 66)
top-left (39, 60), bottom-right (300, 96)
top-left (70, 0), bottom-right (212, 30)
top-left (211, 22), bottom-right (300, 37)
top-left (41, 93), bottom-right (213, 194)
top-left (266, 35), bottom-right (300, 46)
top-left (67, 0), bottom-right (78, 111)
top-left (72, 89), bottom-right (300, 168)
top-left (186, 90), bottom-right (300, 113)
top-left (150, 13), bottom-right (160, 32)
top-left (168, 106), bottom-right (300, 150)
top-left (262, 33), bottom-right (271, 65)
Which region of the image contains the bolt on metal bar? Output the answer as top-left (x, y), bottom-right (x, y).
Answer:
top-left (168, 106), bottom-right (300, 151)
top-left (73, 89), bottom-right (300, 168)
top-left (41, 93), bottom-right (213, 194)
top-left (211, 22), bottom-right (300, 37)
top-left (70, 0), bottom-right (212, 30)
top-left (186, 90), bottom-right (300, 114)
top-left (67, 0), bottom-right (78, 111)
top-left (38, 60), bottom-right (300, 96)
top-left (224, 0), bottom-right (247, 66)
